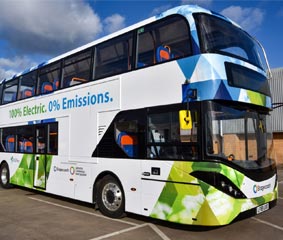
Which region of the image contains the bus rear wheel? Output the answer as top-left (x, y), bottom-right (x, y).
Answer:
top-left (0, 162), bottom-right (12, 189)
top-left (96, 175), bottom-right (125, 218)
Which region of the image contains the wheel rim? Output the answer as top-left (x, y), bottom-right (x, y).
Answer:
top-left (102, 182), bottom-right (123, 212)
top-left (1, 167), bottom-right (8, 185)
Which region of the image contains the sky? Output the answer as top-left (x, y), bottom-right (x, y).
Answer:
top-left (0, 0), bottom-right (283, 81)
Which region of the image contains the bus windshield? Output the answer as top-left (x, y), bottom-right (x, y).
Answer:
top-left (195, 13), bottom-right (264, 69)
top-left (205, 102), bottom-right (275, 170)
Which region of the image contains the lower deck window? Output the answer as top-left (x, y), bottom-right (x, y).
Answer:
top-left (0, 122), bottom-right (58, 155)
top-left (147, 111), bottom-right (198, 160)
top-left (94, 105), bottom-right (200, 160)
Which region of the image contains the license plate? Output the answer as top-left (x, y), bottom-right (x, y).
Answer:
top-left (256, 203), bottom-right (269, 214)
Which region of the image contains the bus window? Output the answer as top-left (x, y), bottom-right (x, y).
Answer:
top-left (47, 123), bottom-right (58, 155)
top-left (39, 62), bottom-right (61, 94)
top-left (0, 129), bottom-right (4, 152)
top-left (136, 28), bottom-right (155, 66)
top-left (0, 84), bottom-right (3, 105)
top-left (148, 112), bottom-right (179, 159)
top-left (137, 15), bottom-right (191, 67)
top-left (115, 121), bottom-right (138, 158)
top-left (19, 71), bottom-right (37, 100)
top-left (36, 127), bottom-right (45, 154)
top-left (2, 128), bottom-right (16, 152)
top-left (194, 13), bottom-right (264, 69)
top-left (63, 50), bottom-right (92, 87)
top-left (95, 33), bottom-right (133, 79)
top-left (17, 126), bottom-right (34, 153)
top-left (2, 79), bottom-right (19, 104)
top-left (147, 110), bottom-right (198, 160)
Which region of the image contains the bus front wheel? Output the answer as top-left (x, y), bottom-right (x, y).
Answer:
top-left (96, 175), bottom-right (125, 218)
top-left (0, 162), bottom-right (12, 189)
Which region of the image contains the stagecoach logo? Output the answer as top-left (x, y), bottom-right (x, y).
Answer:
top-left (253, 183), bottom-right (271, 193)
top-left (52, 166), bottom-right (87, 176)
top-left (53, 166), bottom-right (69, 173)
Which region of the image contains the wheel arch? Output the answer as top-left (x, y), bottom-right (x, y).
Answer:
top-left (0, 160), bottom-right (9, 169)
top-left (0, 160), bottom-right (12, 189)
top-left (92, 171), bottom-right (125, 205)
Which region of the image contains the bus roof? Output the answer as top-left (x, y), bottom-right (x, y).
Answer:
top-left (1, 4), bottom-right (240, 84)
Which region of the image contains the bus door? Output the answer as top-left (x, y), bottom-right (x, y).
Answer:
top-left (141, 159), bottom-right (173, 215)
top-left (33, 126), bottom-right (47, 189)
top-left (141, 110), bottom-right (178, 215)
top-left (141, 109), bottom-right (198, 215)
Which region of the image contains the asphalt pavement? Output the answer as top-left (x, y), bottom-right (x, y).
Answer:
top-left (0, 168), bottom-right (282, 240)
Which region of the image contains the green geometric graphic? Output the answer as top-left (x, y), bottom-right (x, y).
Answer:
top-left (150, 161), bottom-right (277, 226)
top-left (10, 154), bottom-right (53, 189)
top-left (247, 90), bottom-right (266, 107)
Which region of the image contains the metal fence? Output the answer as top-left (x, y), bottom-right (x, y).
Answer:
top-left (271, 68), bottom-right (283, 132)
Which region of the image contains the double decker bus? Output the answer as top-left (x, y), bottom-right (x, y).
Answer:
top-left (0, 5), bottom-right (277, 226)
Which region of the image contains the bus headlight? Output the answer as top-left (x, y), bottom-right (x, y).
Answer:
top-left (191, 171), bottom-right (247, 199)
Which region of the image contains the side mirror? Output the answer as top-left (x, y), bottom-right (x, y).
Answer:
top-left (179, 110), bottom-right (192, 130)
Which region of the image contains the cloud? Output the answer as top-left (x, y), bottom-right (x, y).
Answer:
top-left (220, 6), bottom-right (264, 32)
top-left (0, 56), bottom-right (36, 80)
top-left (103, 14), bottom-right (126, 34)
top-left (151, 5), bottom-right (172, 16)
top-left (0, 0), bottom-right (128, 79)
top-left (0, 68), bottom-right (15, 82)
top-left (0, 0), bottom-right (103, 56)
top-left (181, 0), bottom-right (213, 8)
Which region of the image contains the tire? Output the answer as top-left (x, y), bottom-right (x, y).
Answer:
top-left (0, 162), bottom-right (12, 189)
top-left (96, 175), bottom-right (125, 218)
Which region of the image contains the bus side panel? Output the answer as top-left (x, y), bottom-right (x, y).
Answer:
top-left (121, 62), bottom-right (185, 111)
top-left (93, 158), bottom-right (143, 214)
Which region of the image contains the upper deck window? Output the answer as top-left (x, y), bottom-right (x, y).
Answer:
top-left (0, 84), bottom-right (2, 104)
top-left (19, 71), bottom-right (37, 99)
top-left (2, 79), bottom-right (18, 104)
top-left (194, 13), bottom-right (264, 69)
top-left (137, 15), bottom-right (192, 67)
top-left (63, 49), bottom-right (92, 87)
top-left (95, 33), bottom-right (133, 79)
top-left (39, 62), bottom-right (61, 94)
